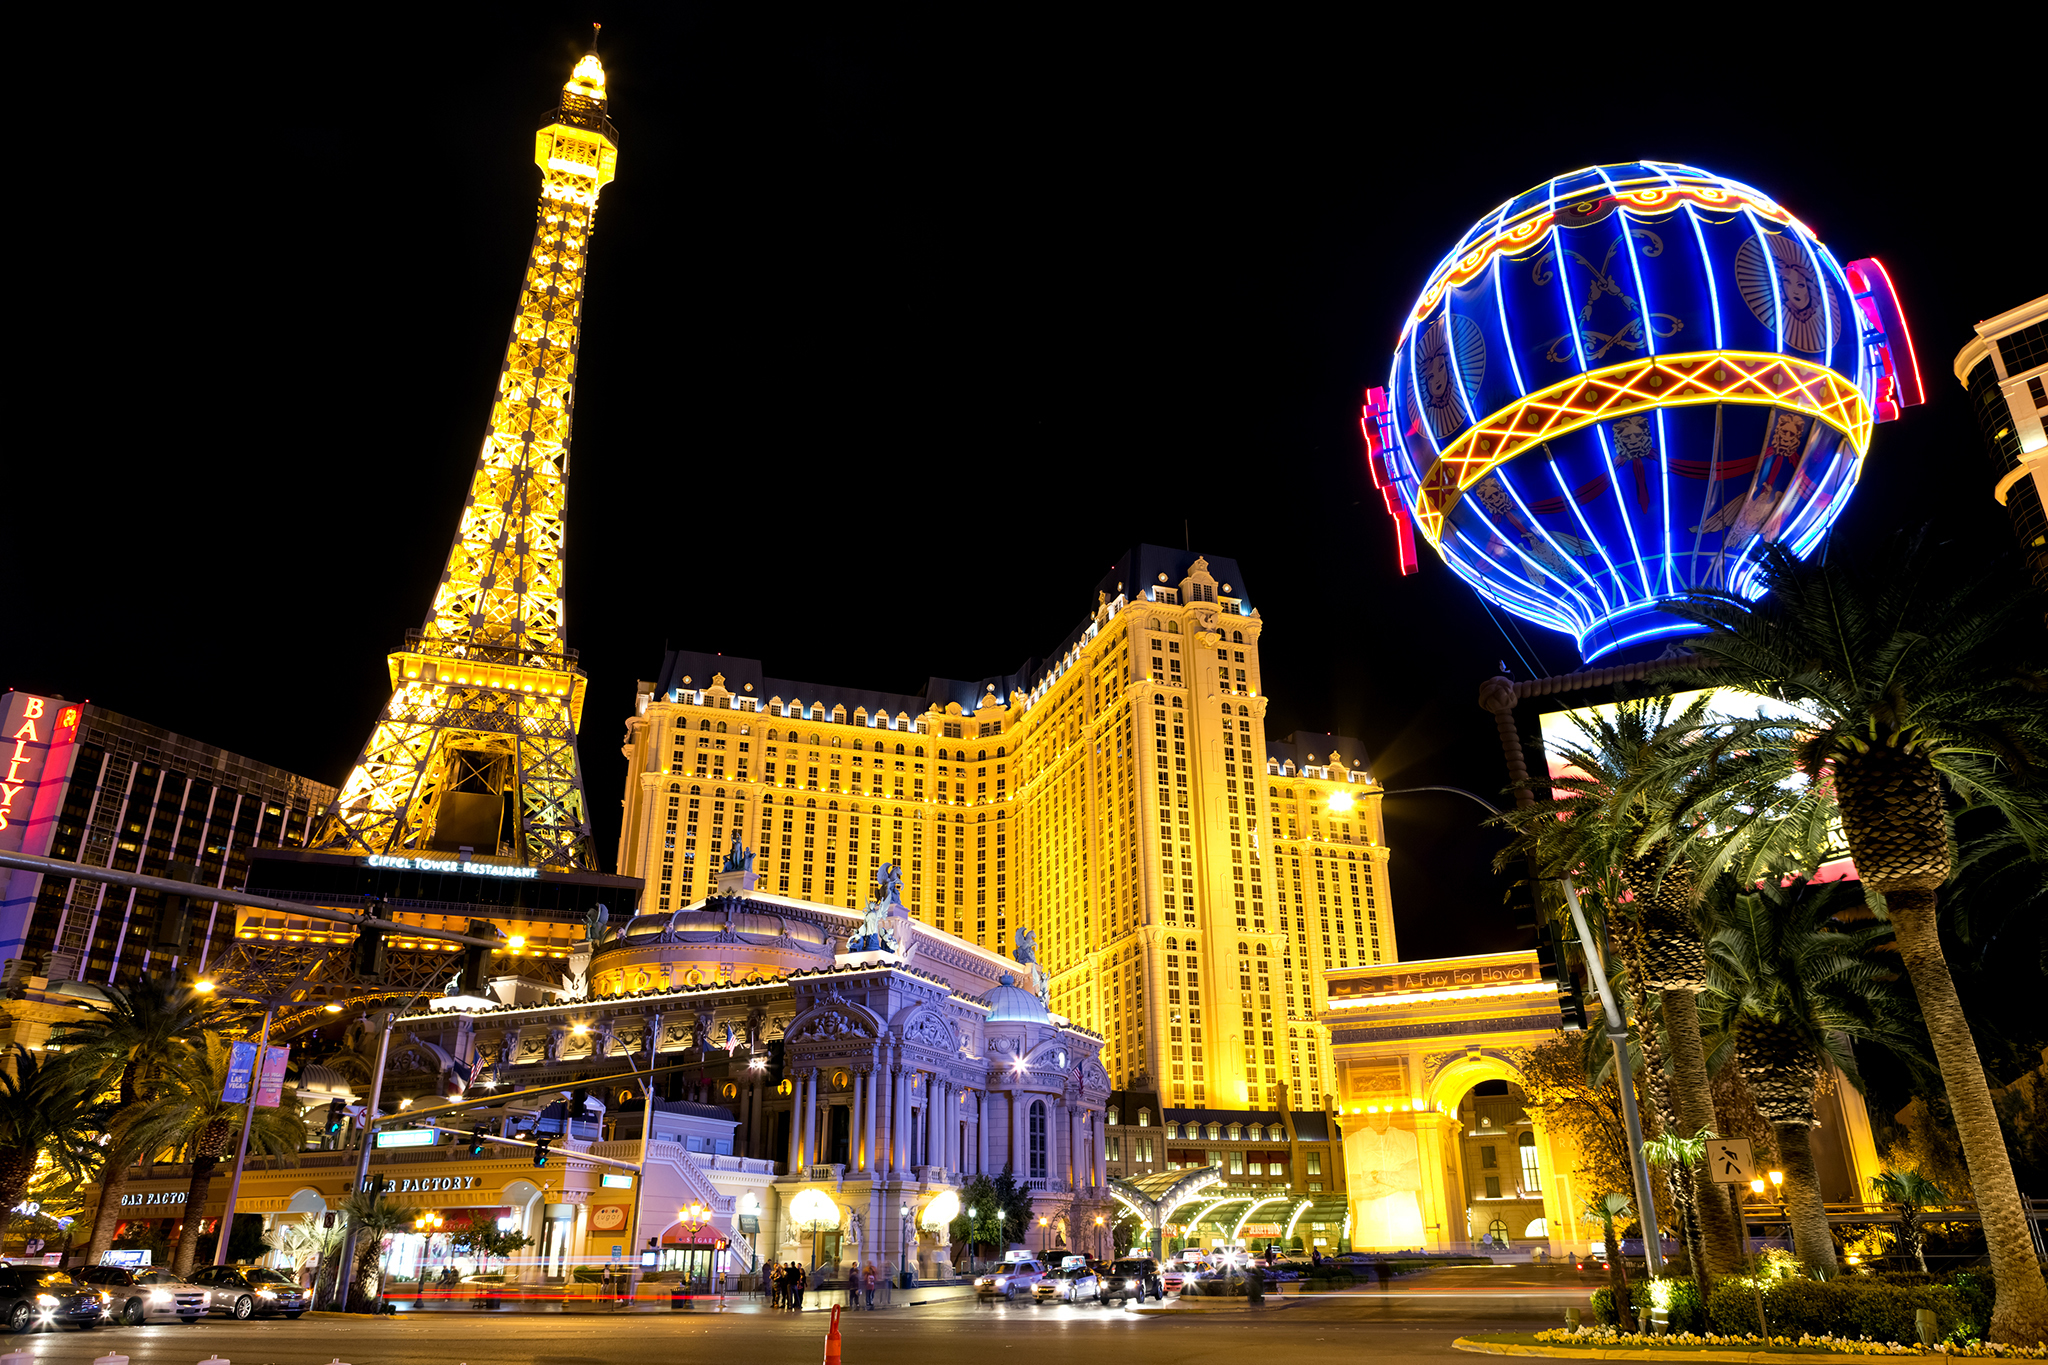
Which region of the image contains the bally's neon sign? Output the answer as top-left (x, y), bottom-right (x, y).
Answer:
top-left (1, 697), bottom-right (81, 835)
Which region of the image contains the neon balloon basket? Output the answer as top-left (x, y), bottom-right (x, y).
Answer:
top-left (1361, 162), bottom-right (1923, 662)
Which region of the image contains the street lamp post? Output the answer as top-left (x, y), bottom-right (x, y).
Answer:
top-left (413, 1213), bottom-right (443, 1305)
top-left (1378, 784), bottom-right (1665, 1277)
top-left (1038, 1215), bottom-right (1048, 1257)
top-left (1094, 1215), bottom-right (1104, 1262)
top-left (965, 1206), bottom-right (976, 1276)
top-left (899, 1204), bottom-right (910, 1285)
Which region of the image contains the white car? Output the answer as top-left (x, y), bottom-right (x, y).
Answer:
top-left (1032, 1266), bottom-right (1100, 1304)
top-left (975, 1260), bottom-right (1049, 1299)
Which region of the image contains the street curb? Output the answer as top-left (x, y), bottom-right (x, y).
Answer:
top-left (1453, 1337), bottom-right (1859, 1362)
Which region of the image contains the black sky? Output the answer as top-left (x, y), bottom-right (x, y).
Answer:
top-left (13, 9), bottom-right (2037, 961)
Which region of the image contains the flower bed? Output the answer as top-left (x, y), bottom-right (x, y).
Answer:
top-left (1516, 1327), bottom-right (2045, 1358)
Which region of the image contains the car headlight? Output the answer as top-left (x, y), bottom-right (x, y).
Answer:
top-left (257, 1289), bottom-right (277, 1298)
top-left (35, 1294), bottom-right (58, 1307)
top-left (149, 1290), bottom-right (173, 1304)
top-left (99, 1291), bottom-right (112, 1305)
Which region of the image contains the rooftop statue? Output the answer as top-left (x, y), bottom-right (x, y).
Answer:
top-left (721, 828), bottom-right (754, 875)
top-left (1014, 926), bottom-right (1050, 1005)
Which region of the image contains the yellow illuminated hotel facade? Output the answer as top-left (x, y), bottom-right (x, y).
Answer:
top-left (616, 547), bottom-right (1395, 1112)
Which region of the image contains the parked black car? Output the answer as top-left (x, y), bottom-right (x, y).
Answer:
top-left (0, 1266), bottom-right (107, 1332)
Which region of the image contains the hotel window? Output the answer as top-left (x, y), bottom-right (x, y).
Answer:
top-left (1305, 1152), bottom-right (1321, 1175)
top-left (1519, 1132), bottom-right (1541, 1191)
top-left (1480, 1145), bottom-right (1497, 1169)
top-left (1484, 1176), bottom-right (1502, 1200)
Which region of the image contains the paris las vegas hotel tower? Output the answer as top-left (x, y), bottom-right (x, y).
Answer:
top-left (620, 548), bottom-right (1395, 1112)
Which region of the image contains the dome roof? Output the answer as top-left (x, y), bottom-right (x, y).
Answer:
top-left (985, 972), bottom-right (1050, 1023)
top-left (613, 904), bottom-right (827, 947)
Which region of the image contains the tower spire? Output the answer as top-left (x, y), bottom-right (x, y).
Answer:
top-left (315, 45), bottom-right (620, 870)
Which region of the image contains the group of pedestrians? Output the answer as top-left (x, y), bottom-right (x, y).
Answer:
top-left (848, 1262), bottom-right (882, 1310)
top-left (769, 1262), bottom-right (809, 1310)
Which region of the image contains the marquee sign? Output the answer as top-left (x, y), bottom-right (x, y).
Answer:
top-left (122, 1191), bottom-right (187, 1207)
top-left (365, 854), bottom-right (540, 880)
top-left (1326, 961), bottom-right (1537, 1001)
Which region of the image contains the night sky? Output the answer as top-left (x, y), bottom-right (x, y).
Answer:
top-left (15, 11), bottom-right (2034, 961)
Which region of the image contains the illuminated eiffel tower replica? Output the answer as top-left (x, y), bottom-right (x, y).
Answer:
top-left (208, 36), bottom-right (642, 1023)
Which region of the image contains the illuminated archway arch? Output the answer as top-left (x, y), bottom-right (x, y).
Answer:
top-left (1423, 1051), bottom-right (1525, 1112)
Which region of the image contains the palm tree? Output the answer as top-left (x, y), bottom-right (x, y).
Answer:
top-left (125, 1031), bottom-right (308, 1274)
top-left (1493, 694), bottom-right (1800, 1276)
top-left (1583, 1191), bottom-right (1638, 1331)
top-left (1669, 534), bottom-right (2048, 1341)
top-left (1701, 876), bottom-right (1925, 1279)
top-left (0, 1046), bottom-right (107, 1242)
top-left (335, 1189), bottom-right (421, 1306)
top-left (53, 975), bottom-right (210, 1264)
top-left (1642, 1128), bottom-right (1712, 1305)
top-left (1869, 1168), bottom-right (1946, 1274)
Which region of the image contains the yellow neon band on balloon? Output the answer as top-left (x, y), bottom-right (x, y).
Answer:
top-left (1409, 351), bottom-right (1872, 547)
top-left (1404, 180), bottom-right (1804, 336)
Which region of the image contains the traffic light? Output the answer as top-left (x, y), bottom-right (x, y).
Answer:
top-left (533, 1136), bottom-right (551, 1168)
top-left (154, 862), bottom-right (197, 952)
top-left (353, 926), bottom-right (387, 979)
top-left (324, 1098), bottom-right (347, 1135)
top-left (1532, 920), bottom-right (1590, 1033)
top-left (460, 920), bottom-right (499, 993)
top-left (469, 1124), bottom-right (486, 1156)
top-left (1558, 975), bottom-right (1591, 1032)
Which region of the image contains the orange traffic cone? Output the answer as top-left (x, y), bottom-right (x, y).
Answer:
top-left (824, 1303), bottom-right (843, 1365)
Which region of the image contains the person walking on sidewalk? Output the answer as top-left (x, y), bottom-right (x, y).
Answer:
top-left (864, 1262), bottom-right (878, 1311)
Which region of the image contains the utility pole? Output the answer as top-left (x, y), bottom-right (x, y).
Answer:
top-left (1381, 773), bottom-right (1665, 1276)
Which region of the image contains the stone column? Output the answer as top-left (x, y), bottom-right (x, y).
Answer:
top-left (848, 1070), bottom-right (863, 1170)
top-left (863, 1058), bottom-right (878, 1174)
top-left (976, 1090), bottom-right (989, 1175)
top-left (890, 1062), bottom-right (906, 1174)
top-left (802, 1068), bottom-right (819, 1171)
top-left (1010, 1089), bottom-right (1026, 1179)
top-left (1093, 1112), bottom-right (1107, 1191)
top-left (923, 1075), bottom-right (938, 1174)
top-left (786, 1077), bottom-right (802, 1172)
top-left (751, 1073), bottom-right (765, 1159)
top-left (1073, 1096), bottom-right (1089, 1186)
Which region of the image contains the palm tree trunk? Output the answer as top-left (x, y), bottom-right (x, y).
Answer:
top-left (1662, 990), bottom-right (1744, 1276)
top-left (1771, 1123), bottom-right (1837, 1279)
top-left (171, 1155), bottom-right (220, 1277)
top-left (1603, 1215), bottom-right (1636, 1331)
top-left (86, 1136), bottom-right (140, 1265)
top-left (1888, 889), bottom-right (2048, 1341)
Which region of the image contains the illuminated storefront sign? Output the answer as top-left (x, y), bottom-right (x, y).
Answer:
top-left (364, 854), bottom-right (539, 880)
top-left (0, 692), bottom-right (84, 960)
top-left (121, 1191), bottom-right (187, 1207)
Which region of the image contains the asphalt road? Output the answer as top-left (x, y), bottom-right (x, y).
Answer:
top-left (0, 1265), bottom-right (1599, 1365)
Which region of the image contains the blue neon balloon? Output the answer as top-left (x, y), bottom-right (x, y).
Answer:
top-left (1369, 161), bottom-right (1918, 661)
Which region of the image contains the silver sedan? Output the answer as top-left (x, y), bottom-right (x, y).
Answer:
top-left (184, 1266), bottom-right (309, 1319)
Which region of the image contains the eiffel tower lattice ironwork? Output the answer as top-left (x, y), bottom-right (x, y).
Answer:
top-left (315, 39), bottom-right (618, 871)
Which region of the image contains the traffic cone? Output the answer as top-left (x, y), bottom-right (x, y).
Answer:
top-left (824, 1303), bottom-right (842, 1365)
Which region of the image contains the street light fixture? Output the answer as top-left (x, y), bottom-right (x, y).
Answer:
top-left (899, 1203), bottom-right (911, 1285)
top-left (413, 1213), bottom-right (443, 1304)
top-left (1038, 1215), bottom-right (1049, 1256)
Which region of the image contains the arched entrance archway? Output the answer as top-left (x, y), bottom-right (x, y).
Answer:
top-left (1321, 951), bottom-right (1583, 1255)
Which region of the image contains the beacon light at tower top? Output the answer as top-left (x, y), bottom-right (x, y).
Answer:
top-left (1359, 160), bottom-right (1923, 662)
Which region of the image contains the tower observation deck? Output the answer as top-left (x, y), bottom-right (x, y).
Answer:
top-left (315, 43), bottom-right (619, 871)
